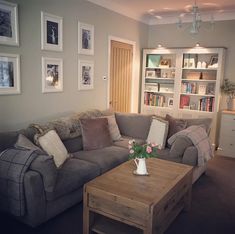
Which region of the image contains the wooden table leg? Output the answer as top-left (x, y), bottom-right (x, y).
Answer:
top-left (83, 186), bottom-right (94, 234)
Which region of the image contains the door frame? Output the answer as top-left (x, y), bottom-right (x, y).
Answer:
top-left (107, 36), bottom-right (136, 112)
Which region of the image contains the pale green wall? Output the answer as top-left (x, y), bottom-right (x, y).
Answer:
top-left (148, 20), bottom-right (235, 109)
top-left (0, 0), bottom-right (148, 131)
top-left (1, 0), bottom-right (234, 132)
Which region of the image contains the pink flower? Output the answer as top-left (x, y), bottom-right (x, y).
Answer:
top-left (128, 145), bottom-right (132, 149)
top-left (146, 146), bottom-right (152, 154)
top-left (129, 149), bottom-right (134, 154)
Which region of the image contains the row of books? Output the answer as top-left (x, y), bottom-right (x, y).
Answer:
top-left (180, 95), bottom-right (215, 112)
top-left (144, 92), bottom-right (165, 107)
top-left (198, 97), bottom-right (215, 112)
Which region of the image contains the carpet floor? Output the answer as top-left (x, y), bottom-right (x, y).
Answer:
top-left (1, 155), bottom-right (235, 234)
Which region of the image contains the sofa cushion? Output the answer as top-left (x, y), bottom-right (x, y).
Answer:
top-left (46, 158), bottom-right (100, 201)
top-left (63, 136), bottom-right (83, 153)
top-left (186, 118), bottom-right (212, 134)
top-left (30, 154), bottom-right (58, 192)
top-left (165, 114), bottom-right (187, 139)
top-left (147, 117), bottom-right (169, 149)
top-left (80, 118), bottom-right (112, 151)
top-left (113, 136), bottom-right (146, 149)
top-left (0, 131), bottom-right (18, 152)
top-left (154, 148), bottom-right (183, 164)
top-left (36, 130), bottom-right (70, 168)
top-left (115, 112), bottom-right (152, 140)
top-left (73, 146), bottom-right (129, 173)
top-left (15, 134), bottom-right (43, 152)
top-left (105, 115), bottom-right (122, 141)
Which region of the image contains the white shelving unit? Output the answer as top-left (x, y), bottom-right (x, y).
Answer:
top-left (141, 47), bottom-right (226, 146)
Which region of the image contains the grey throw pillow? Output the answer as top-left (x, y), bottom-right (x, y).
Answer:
top-left (165, 114), bottom-right (187, 139)
top-left (80, 118), bottom-right (112, 150)
top-left (14, 134), bottom-right (43, 152)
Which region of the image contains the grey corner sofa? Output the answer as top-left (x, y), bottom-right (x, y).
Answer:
top-left (0, 111), bottom-right (211, 227)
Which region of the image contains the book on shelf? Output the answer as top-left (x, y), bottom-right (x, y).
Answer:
top-left (144, 92), bottom-right (165, 107)
top-left (198, 97), bottom-right (214, 112)
top-left (181, 82), bottom-right (196, 94)
top-left (180, 95), bottom-right (190, 108)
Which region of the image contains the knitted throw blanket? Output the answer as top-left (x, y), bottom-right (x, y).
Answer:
top-left (168, 125), bottom-right (214, 166)
top-left (0, 148), bottom-right (37, 216)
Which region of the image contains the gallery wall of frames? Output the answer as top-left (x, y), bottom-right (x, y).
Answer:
top-left (0, 0), bottom-right (95, 95)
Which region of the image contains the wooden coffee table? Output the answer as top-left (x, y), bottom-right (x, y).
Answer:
top-left (83, 158), bottom-right (193, 234)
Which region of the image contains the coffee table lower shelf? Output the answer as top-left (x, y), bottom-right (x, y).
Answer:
top-left (91, 213), bottom-right (142, 234)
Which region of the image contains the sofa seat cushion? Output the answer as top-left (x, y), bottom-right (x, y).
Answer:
top-left (73, 146), bottom-right (129, 173)
top-left (46, 158), bottom-right (100, 201)
top-left (154, 148), bottom-right (183, 164)
top-left (113, 136), bottom-right (146, 149)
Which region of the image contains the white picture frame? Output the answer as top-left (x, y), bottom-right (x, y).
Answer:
top-left (41, 12), bottom-right (63, 51)
top-left (168, 97), bottom-right (174, 107)
top-left (78, 22), bottom-right (94, 55)
top-left (0, 1), bottom-right (19, 46)
top-left (78, 60), bottom-right (94, 90)
top-left (198, 84), bottom-right (207, 95)
top-left (42, 57), bottom-right (63, 93)
top-left (0, 53), bottom-right (20, 95)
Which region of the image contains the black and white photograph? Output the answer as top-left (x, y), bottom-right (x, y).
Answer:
top-left (0, 1), bottom-right (19, 46)
top-left (78, 60), bottom-right (94, 90)
top-left (42, 57), bottom-right (63, 93)
top-left (46, 20), bottom-right (58, 45)
top-left (168, 98), bottom-right (174, 107)
top-left (0, 53), bottom-right (20, 95)
top-left (41, 12), bottom-right (63, 51)
top-left (78, 22), bottom-right (94, 55)
top-left (46, 64), bottom-right (59, 86)
top-left (0, 9), bottom-right (12, 38)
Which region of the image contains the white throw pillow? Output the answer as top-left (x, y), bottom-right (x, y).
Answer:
top-left (147, 117), bottom-right (169, 149)
top-left (37, 130), bottom-right (69, 167)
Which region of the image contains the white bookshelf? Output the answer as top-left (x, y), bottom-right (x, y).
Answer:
top-left (141, 47), bottom-right (226, 146)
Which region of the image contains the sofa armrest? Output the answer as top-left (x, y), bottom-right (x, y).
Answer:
top-left (169, 136), bottom-right (193, 158)
top-left (23, 170), bottom-right (46, 227)
top-left (182, 146), bottom-right (198, 166)
top-left (29, 154), bottom-right (57, 193)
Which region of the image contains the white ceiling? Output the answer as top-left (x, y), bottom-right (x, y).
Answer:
top-left (87, 0), bottom-right (235, 25)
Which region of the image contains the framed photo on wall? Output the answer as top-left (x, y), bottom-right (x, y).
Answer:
top-left (0, 1), bottom-right (19, 46)
top-left (78, 60), bottom-right (94, 90)
top-left (42, 57), bottom-right (63, 93)
top-left (0, 53), bottom-right (20, 95)
top-left (41, 12), bottom-right (63, 51)
top-left (168, 97), bottom-right (174, 107)
top-left (78, 22), bottom-right (94, 55)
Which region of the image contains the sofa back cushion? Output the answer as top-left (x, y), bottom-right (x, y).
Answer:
top-left (0, 131), bottom-right (18, 152)
top-left (115, 112), bottom-right (152, 140)
top-left (186, 118), bottom-right (212, 134)
top-left (63, 136), bottom-right (83, 153)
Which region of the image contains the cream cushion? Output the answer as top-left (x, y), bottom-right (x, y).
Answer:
top-left (147, 117), bottom-right (169, 149)
top-left (106, 115), bottom-right (121, 141)
top-left (37, 130), bottom-right (69, 167)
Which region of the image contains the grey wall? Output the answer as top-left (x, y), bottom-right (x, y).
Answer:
top-left (148, 20), bottom-right (235, 109)
top-left (0, 0), bottom-right (148, 131)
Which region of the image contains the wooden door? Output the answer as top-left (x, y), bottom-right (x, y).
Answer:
top-left (109, 40), bottom-right (133, 112)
